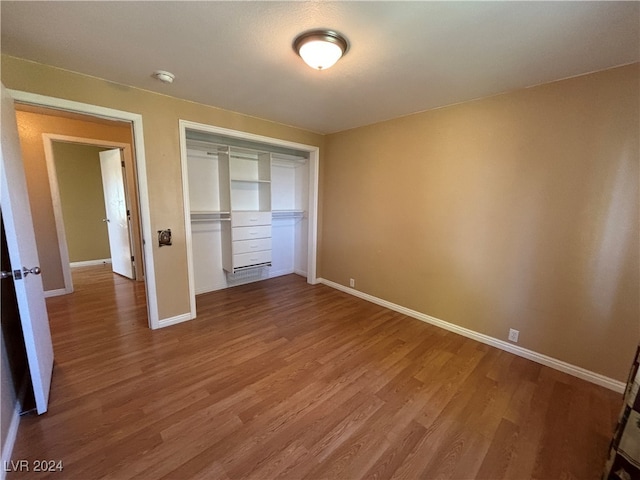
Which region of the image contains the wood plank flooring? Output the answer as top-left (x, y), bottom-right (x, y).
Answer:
top-left (8, 265), bottom-right (621, 479)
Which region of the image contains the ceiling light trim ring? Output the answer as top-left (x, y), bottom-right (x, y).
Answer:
top-left (293, 30), bottom-right (349, 56)
top-left (293, 29), bottom-right (349, 70)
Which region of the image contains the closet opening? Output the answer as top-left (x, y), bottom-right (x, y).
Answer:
top-left (179, 121), bottom-right (319, 319)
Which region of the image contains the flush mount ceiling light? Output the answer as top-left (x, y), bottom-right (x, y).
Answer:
top-left (293, 29), bottom-right (349, 70)
top-left (152, 70), bottom-right (175, 84)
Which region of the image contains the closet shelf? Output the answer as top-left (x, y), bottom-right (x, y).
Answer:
top-left (191, 211), bottom-right (231, 223)
top-left (191, 210), bottom-right (230, 215)
top-left (230, 178), bottom-right (271, 184)
top-left (272, 210), bottom-right (306, 219)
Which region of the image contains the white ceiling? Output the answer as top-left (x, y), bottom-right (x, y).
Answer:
top-left (1, 1), bottom-right (638, 134)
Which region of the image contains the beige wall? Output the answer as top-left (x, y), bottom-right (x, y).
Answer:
top-left (3, 54), bottom-right (636, 381)
top-left (2, 55), bottom-right (325, 319)
top-left (13, 109), bottom-right (135, 291)
top-left (323, 64), bottom-right (639, 381)
top-left (52, 142), bottom-right (111, 263)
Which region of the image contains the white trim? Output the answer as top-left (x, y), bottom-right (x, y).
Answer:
top-left (157, 312), bottom-right (192, 329)
top-left (70, 259), bottom-right (112, 268)
top-left (178, 119), bottom-right (320, 321)
top-left (43, 288), bottom-right (67, 298)
top-left (178, 123), bottom-right (197, 322)
top-left (42, 134), bottom-right (134, 295)
top-left (8, 90), bottom-right (160, 329)
top-left (318, 278), bottom-right (626, 393)
top-left (194, 270), bottom-right (308, 295)
top-left (42, 135), bottom-right (73, 295)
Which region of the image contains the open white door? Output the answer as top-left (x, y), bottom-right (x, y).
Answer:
top-left (99, 149), bottom-right (134, 279)
top-left (0, 84), bottom-right (54, 414)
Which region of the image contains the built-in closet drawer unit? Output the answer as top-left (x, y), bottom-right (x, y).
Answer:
top-left (232, 251), bottom-right (272, 270)
top-left (231, 225), bottom-right (272, 241)
top-left (231, 211), bottom-right (271, 227)
top-left (227, 211), bottom-right (272, 272)
top-left (232, 238), bottom-right (272, 255)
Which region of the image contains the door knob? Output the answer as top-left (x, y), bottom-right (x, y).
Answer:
top-left (22, 266), bottom-right (42, 277)
top-left (1, 267), bottom-right (41, 280)
top-left (103, 218), bottom-right (110, 223)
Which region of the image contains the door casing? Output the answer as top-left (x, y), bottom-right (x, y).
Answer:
top-left (42, 135), bottom-right (142, 295)
top-left (9, 89), bottom-right (159, 329)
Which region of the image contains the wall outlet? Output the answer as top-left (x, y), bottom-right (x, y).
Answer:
top-left (508, 328), bottom-right (519, 343)
top-left (349, 278), bottom-right (355, 288)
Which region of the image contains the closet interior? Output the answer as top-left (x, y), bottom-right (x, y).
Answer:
top-left (184, 129), bottom-right (311, 294)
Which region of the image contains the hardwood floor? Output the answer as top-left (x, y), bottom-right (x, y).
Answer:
top-left (9, 265), bottom-right (621, 479)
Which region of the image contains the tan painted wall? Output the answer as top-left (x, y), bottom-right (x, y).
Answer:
top-left (13, 109), bottom-right (135, 291)
top-left (3, 54), bottom-right (635, 381)
top-left (52, 142), bottom-right (111, 263)
top-left (323, 64), bottom-right (639, 381)
top-left (2, 55), bottom-right (325, 319)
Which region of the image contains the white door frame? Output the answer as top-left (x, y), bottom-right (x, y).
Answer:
top-left (42, 135), bottom-right (136, 296)
top-left (9, 89), bottom-right (160, 329)
top-left (179, 119), bottom-right (320, 319)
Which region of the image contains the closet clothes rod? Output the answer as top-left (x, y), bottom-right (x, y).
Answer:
top-left (191, 218), bottom-right (231, 223)
top-left (190, 211), bottom-right (231, 223)
top-left (272, 210), bottom-right (306, 219)
top-left (190, 211), bottom-right (304, 222)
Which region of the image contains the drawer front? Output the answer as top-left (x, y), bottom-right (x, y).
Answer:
top-left (233, 238), bottom-right (272, 255)
top-left (231, 225), bottom-right (271, 241)
top-left (232, 211), bottom-right (272, 227)
top-left (233, 250), bottom-right (272, 268)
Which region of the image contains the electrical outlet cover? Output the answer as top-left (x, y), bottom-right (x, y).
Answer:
top-left (508, 328), bottom-right (519, 343)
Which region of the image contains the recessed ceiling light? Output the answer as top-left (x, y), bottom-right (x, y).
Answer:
top-left (293, 30), bottom-right (349, 70)
top-left (152, 70), bottom-right (175, 84)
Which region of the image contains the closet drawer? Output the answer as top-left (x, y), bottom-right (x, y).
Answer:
top-left (231, 225), bottom-right (271, 241)
top-left (233, 250), bottom-right (272, 268)
top-left (233, 238), bottom-right (272, 255)
top-left (231, 211), bottom-right (271, 227)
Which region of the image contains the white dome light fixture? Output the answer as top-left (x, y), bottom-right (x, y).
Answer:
top-left (293, 30), bottom-right (349, 70)
top-left (152, 70), bottom-right (175, 84)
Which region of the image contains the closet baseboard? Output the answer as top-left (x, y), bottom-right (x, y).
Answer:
top-left (194, 269), bottom-right (305, 296)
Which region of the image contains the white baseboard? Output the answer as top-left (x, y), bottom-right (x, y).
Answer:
top-left (318, 278), bottom-right (625, 393)
top-left (44, 288), bottom-right (68, 298)
top-left (70, 258), bottom-right (112, 268)
top-left (268, 267), bottom-right (295, 278)
top-left (156, 312), bottom-right (193, 329)
top-left (195, 268), bottom-right (304, 296)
